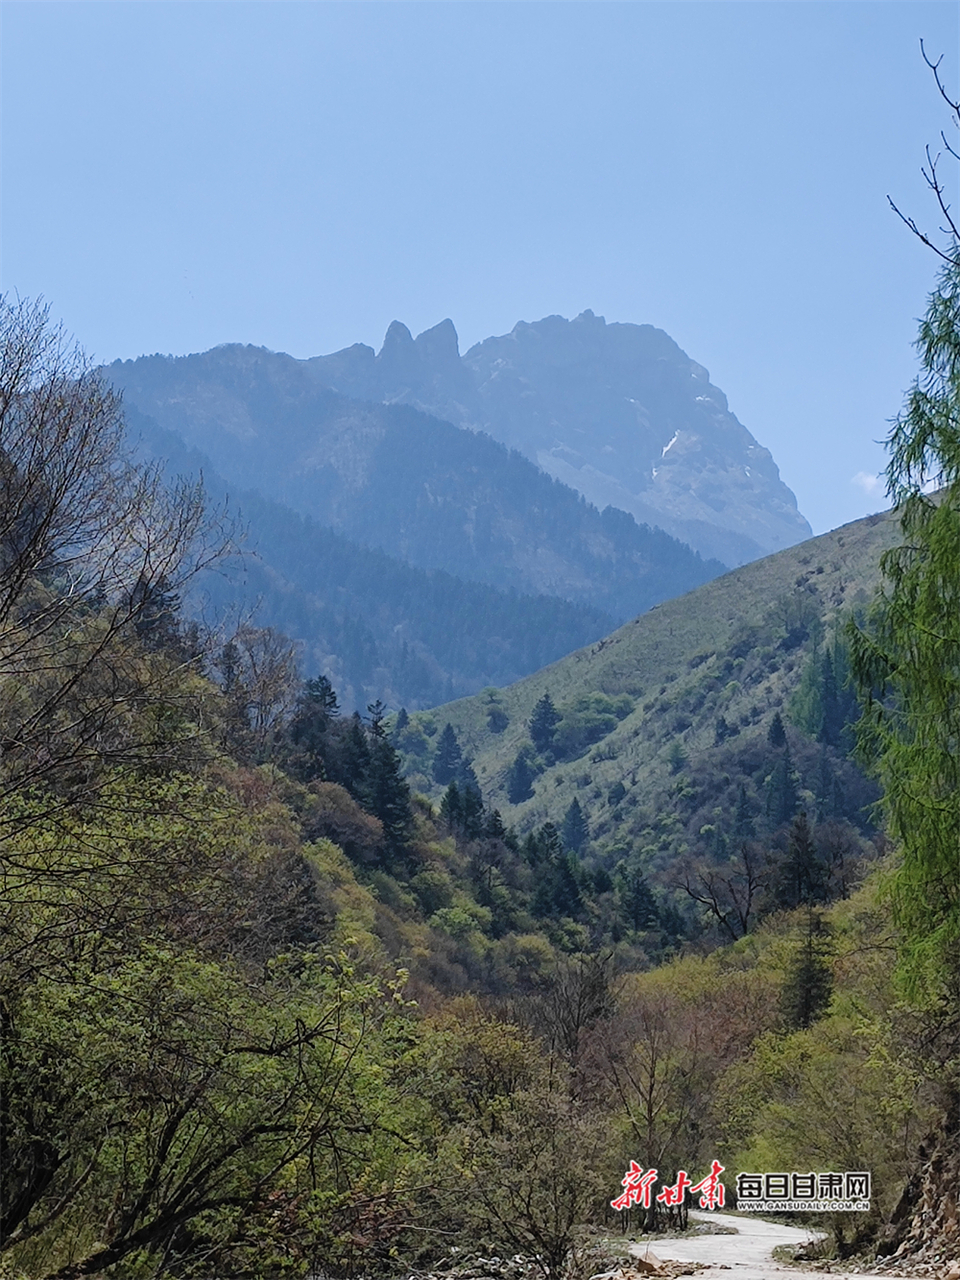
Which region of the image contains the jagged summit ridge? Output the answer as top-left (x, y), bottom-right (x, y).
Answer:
top-left (309, 309), bottom-right (811, 566)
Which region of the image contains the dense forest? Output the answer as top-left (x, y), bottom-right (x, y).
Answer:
top-left (1, 239), bottom-right (957, 1280)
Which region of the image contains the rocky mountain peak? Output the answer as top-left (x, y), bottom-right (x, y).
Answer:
top-left (308, 311), bottom-right (811, 567)
top-left (414, 318), bottom-right (460, 367)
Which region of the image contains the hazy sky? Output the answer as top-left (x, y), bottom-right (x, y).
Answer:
top-left (2, 1), bottom-right (957, 537)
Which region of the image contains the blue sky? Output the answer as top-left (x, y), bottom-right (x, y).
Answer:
top-left (2, 1), bottom-right (957, 536)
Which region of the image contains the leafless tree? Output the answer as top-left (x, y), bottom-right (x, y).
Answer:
top-left (678, 842), bottom-right (768, 941)
top-left (888, 43), bottom-right (960, 267)
top-left (0, 296), bottom-right (231, 823)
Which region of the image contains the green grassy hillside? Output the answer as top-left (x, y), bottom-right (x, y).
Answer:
top-left (398, 510), bottom-right (899, 866)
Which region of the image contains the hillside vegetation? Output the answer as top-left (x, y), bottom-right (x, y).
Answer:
top-left (398, 511), bottom-right (898, 860)
top-left (3, 284), bottom-right (956, 1280)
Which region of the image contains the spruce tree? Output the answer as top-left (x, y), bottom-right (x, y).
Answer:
top-left (815, 748), bottom-right (841, 822)
top-left (553, 854), bottom-right (584, 918)
top-left (818, 649), bottom-right (843, 748)
top-left (461, 784), bottom-right (484, 840)
top-left (432, 722), bottom-right (464, 786)
top-left (781, 910), bottom-right (834, 1029)
top-left (561, 797), bottom-right (589, 854)
top-left (440, 780), bottom-right (463, 831)
top-left (775, 810), bottom-right (825, 909)
top-left (483, 808), bottom-right (507, 841)
top-left (767, 710), bottom-right (787, 749)
top-left (487, 705), bottom-right (510, 734)
top-left (366, 709), bottom-right (413, 857)
top-left (617, 861), bottom-right (660, 933)
top-left (733, 782), bottom-right (756, 841)
top-left (765, 744), bottom-right (798, 829)
top-left (335, 712), bottom-right (373, 802)
top-left (529, 692), bottom-right (561, 755)
top-left (283, 675), bottom-right (340, 783)
top-left (507, 747), bottom-right (536, 804)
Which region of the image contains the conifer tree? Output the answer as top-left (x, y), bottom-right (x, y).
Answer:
top-left (334, 711), bottom-right (373, 801)
top-left (460, 781), bottom-right (485, 839)
top-left (733, 782), bottom-right (756, 841)
top-left (849, 227), bottom-right (960, 998)
top-left (561, 797), bottom-right (589, 854)
top-left (507, 747), bottom-right (536, 804)
top-left (775, 810), bottom-right (825, 909)
top-left (366, 703), bottom-right (413, 857)
top-left (780, 909), bottom-right (834, 1029)
top-left (283, 675), bottom-right (340, 783)
top-left (814, 748), bottom-right (841, 822)
top-left (483, 808), bottom-right (507, 841)
top-left (767, 710), bottom-right (787, 749)
top-left (432, 722), bottom-right (464, 786)
top-left (818, 648), bottom-right (842, 748)
top-left (616, 860), bottom-right (660, 932)
top-left (529, 692), bottom-right (561, 755)
top-left (667, 740), bottom-right (687, 775)
top-left (440, 780), bottom-right (463, 831)
top-left (765, 744), bottom-right (799, 829)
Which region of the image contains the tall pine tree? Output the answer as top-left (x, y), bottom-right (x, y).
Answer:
top-left (561, 797), bottom-right (589, 854)
top-left (432, 723), bottom-right (464, 786)
top-left (529, 692), bottom-right (561, 755)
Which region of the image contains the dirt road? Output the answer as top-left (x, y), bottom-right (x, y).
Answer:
top-left (628, 1211), bottom-right (893, 1280)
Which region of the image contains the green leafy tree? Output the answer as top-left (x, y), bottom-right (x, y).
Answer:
top-left (850, 241), bottom-right (960, 1000)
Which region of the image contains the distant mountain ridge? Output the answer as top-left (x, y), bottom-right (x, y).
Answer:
top-left (305, 309), bottom-right (812, 566)
top-left (125, 406), bottom-right (615, 712)
top-left (108, 346), bottom-right (723, 624)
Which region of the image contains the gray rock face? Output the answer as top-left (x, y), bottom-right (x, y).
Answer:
top-left (308, 310), bottom-right (811, 566)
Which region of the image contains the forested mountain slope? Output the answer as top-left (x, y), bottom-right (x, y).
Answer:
top-left (127, 408), bottom-right (613, 711)
top-left (109, 346), bottom-right (724, 623)
top-left (7, 297), bottom-right (955, 1280)
top-left (398, 510), bottom-right (899, 874)
top-left (306, 310), bottom-right (812, 565)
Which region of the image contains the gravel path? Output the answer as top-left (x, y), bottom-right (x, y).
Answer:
top-left (628, 1211), bottom-right (893, 1280)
